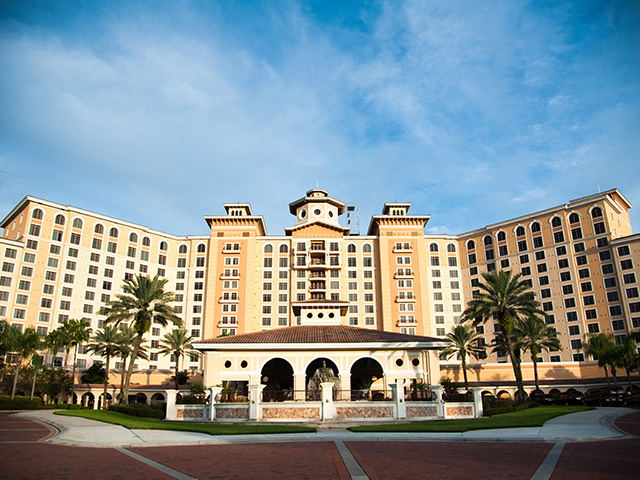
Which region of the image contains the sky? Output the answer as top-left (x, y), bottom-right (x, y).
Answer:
top-left (1, 0), bottom-right (639, 237)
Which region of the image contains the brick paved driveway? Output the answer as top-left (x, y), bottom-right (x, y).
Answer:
top-left (3, 410), bottom-right (640, 480)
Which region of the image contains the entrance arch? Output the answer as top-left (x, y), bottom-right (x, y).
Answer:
top-left (305, 357), bottom-right (340, 401)
top-left (350, 357), bottom-right (384, 400)
top-left (261, 358), bottom-right (294, 401)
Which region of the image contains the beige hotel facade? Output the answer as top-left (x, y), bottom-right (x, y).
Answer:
top-left (1, 188), bottom-right (639, 394)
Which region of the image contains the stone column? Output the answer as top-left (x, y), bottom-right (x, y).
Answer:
top-left (338, 373), bottom-right (351, 401)
top-left (208, 386), bottom-right (223, 421)
top-left (390, 383), bottom-right (406, 420)
top-left (248, 384), bottom-right (265, 421)
top-left (431, 385), bottom-right (444, 419)
top-left (92, 391), bottom-right (98, 410)
top-left (470, 387), bottom-right (484, 418)
top-left (320, 382), bottom-right (335, 420)
top-left (293, 373), bottom-right (306, 401)
top-left (165, 389), bottom-right (179, 420)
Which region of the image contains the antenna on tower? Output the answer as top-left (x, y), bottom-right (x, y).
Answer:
top-left (346, 203), bottom-right (360, 235)
top-left (597, 183), bottom-right (601, 193)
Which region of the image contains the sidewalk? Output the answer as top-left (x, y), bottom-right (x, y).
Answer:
top-left (18, 407), bottom-right (635, 448)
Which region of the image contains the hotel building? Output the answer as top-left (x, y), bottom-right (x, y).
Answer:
top-left (1, 188), bottom-right (638, 393)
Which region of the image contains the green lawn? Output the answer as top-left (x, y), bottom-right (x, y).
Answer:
top-left (348, 406), bottom-right (595, 432)
top-left (55, 409), bottom-right (316, 435)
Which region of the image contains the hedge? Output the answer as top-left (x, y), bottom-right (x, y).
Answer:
top-left (108, 404), bottom-right (165, 418)
top-left (0, 395), bottom-right (44, 410)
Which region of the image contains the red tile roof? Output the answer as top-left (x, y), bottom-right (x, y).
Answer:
top-left (195, 325), bottom-right (444, 345)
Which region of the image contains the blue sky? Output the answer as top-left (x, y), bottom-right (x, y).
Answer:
top-left (1, 1), bottom-right (639, 236)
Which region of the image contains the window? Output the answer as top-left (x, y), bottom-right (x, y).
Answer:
top-left (583, 295), bottom-right (595, 305)
top-left (570, 339), bottom-right (582, 350)
top-left (612, 319), bottom-right (626, 331)
top-left (585, 309), bottom-right (597, 319)
top-left (623, 273), bottom-right (636, 284)
top-left (617, 245), bottom-right (630, 256)
top-left (574, 242), bottom-right (585, 253)
top-left (568, 325), bottom-right (580, 336)
top-left (604, 277), bottom-right (617, 288)
top-left (601, 264), bottom-right (614, 275)
top-left (581, 281), bottom-right (592, 292)
top-left (556, 245), bottom-right (567, 256)
top-left (620, 259), bottom-right (633, 270)
top-left (564, 298), bottom-right (576, 308)
top-left (609, 305), bottom-right (623, 317)
top-left (562, 284), bottom-right (574, 295)
top-left (537, 263), bottom-right (547, 273)
top-left (539, 276), bottom-right (549, 286)
top-left (566, 311), bottom-right (578, 322)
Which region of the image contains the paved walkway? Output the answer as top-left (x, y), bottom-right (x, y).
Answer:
top-left (2, 408), bottom-right (638, 480)
top-left (16, 407), bottom-right (635, 447)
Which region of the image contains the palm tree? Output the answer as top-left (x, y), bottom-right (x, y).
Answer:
top-left (4, 326), bottom-right (42, 399)
top-left (101, 274), bottom-right (180, 404)
top-left (44, 329), bottom-right (65, 368)
top-left (63, 319), bottom-right (92, 404)
top-left (440, 324), bottom-right (486, 390)
top-left (115, 325), bottom-right (148, 403)
top-left (86, 325), bottom-right (123, 409)
top-left (158, 328), bottom-right (200, 389)
top-left (29, 354), bottom-right (44, 401)
top-left (512, 315), bottom-right (562, 391)
top-left (463, 270), bottom-right (543, 401)
top-left (618, 336), bottom-right (638, 393)
top-left (583, 333), bottom-right (616, 388)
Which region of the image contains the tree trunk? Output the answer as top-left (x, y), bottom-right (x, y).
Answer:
top-left (30, 367), bottom-right (38, 401)
top-left (611, 366), bottom-right (619, 388)
top-left (531, 345), bottom-right (539, 391)
top-left (604, 365), bottom-right (610, 388)
top-left (119, 356), bottom-right (127, 403)
top-left (11, 358), bottom-right (22, 400)
top-left (504, 335), bottom-right (525, 401)
top-left (174, 352), bottom-right (180, 390)
top-left (625, 366), bottom-right (633, 393)
top-left (69, 344), bottom-right (78, 404)
top-left (121, 335), bottom-right (143, 405)
top-left (103, 354), bottom-right (111, 410)
top-left (461, 354), bottom-right (468, 391)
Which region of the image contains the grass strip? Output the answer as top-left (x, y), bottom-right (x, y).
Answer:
top-left (55, 409), bottom-right (316, 435)
top-left (348, 406), bottom-right (595, 432)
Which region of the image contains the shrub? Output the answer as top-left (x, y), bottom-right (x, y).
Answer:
top-left (0, 395), bottom-right (43, 410)
top-left (484, 400), bottom-right (538, 416)
top-left (108, 404), bottom-right (164, 418)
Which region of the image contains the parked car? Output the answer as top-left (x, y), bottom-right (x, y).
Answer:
top-left (553, 390), bottom-right (584, 405)
top-left (529, 390), bottom-right (554, 405)
top-left (583, 387), bottom-right (627, 406)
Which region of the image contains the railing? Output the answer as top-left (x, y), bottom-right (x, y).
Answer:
top-left (218, 392), bottom-right (249, 403)
top-left (405, 390), bottom-right (434, 402)
top-left (347, 389), bottom-right (393, 401)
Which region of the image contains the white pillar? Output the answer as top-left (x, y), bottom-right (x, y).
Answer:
top-left (390, 383), bottom-right (406, 420)
top-left (471, 387), bottom-right (484, 418)
top-left (293, 374), bottom-right (306, 401)
top-left (431, 385), bottom-right (445, 419)
top-left (248, 384), bottom-right (265, 421)
top-left (92, 392), bottom-right (98, 410)
top-left (338, 373), bottom-right (351, 401)
top-left (165, 389), bottom-right (179, 420)
top-left (320, 382), bottom-right (335, 420)
top-left (208, 386), bottom-right (223, 421)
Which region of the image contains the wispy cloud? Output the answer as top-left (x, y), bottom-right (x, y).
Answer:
top-left (0, 1), bottom-right (638, 235)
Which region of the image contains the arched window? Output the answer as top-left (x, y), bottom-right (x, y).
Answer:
top-left (551, 217), bottom-right (562, 228)
top-left (591, 207), bottom-right (603, 218)
top-left (197, 243), bottom-right (206, 253)
top-left (32, 209), bottom-right (43, 220)
top-left (347, 244), bottom-right (356, 253)
top-left (467, 240), bottom-right (475, 250)
top-left (446, 243), bottom-right (456, 253)
top-left (129, 232), bottom-right (138, 243)
top-left (264, 244), bottom-right (273, 254)
top-left (497, 231), bottom-right (506, 242)
top-left (429, 243), bottom-right (439, 252)
top-left (160, 241), bottom-right (168, 251)
top-left (279, 244), bottom-right (288, 254)
top-left (55, 214), bottom-right (66, 226)
top-left (142, 236), bottom-right (151, 247)
top-left (483, 236), bottom-right (493, 246)
top-left (178, 245), bottom-right (188, 254)
top-left (94, 224), bottom-right (104, 235)
top-left (72, 218), bottom-right (83, 229)
top-left (569, 213), bottom-right (580, 224)
top-left (516, 226), bottom-right (525, 237)
top-left (363, 243), bottom-right (372, 253)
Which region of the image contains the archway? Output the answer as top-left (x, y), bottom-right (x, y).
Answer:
top-left (350, 357), bottom-right (384, 400)
top-left (305, 358), bottom-right (340, 401)
top-left (81, 392), bottom-right (95, 408)
top-left (497, 390), bottom-right (511, 399)
top-left (151, 393), bottom-right (166, 404)
top-left (261, 358), bottom-right (294, 401)
top-left (98, 393), bottom-right (113, 409)
top-left (134, 392), bottom-right (148, 405)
